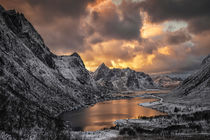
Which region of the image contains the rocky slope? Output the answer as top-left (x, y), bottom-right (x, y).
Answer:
top-left (0, 5), bottom-right (107, 139)
top-left (165, 54), bottom-right (210, 106)
top-left (93, 63), bottom-right (155, 91)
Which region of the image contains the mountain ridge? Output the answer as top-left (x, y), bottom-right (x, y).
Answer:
top-left (93, 63), bottom-right (155, 91)
top-left (0, 6), bottom-right (108, 139)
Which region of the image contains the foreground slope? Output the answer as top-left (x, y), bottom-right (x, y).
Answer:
top-left (93, 63), bottom-right (155, 91)
top-left (0, 6), bottom-right (106, 139)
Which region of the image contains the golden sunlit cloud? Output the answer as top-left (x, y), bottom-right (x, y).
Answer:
top-left (158, 46), bottom-right (171, 55)
top-left (141, 23), bottom-right (163, 38)
top-left (88, 0), bottom-right (112, 10)
top-left (81, 38), bottom-right (159, 72)
top-left (140, 12), bottom-right (164, 39)
top-left (147, 54), bottom-right (156, 64)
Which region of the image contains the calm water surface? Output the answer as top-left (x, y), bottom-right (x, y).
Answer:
top-left (61, 90), bottom-right (168, 131)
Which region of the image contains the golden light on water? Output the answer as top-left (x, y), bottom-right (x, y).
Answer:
top-left (82, 97), bottom-right (166, 131)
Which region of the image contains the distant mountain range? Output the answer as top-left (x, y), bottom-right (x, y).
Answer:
top-left (92, 63), bottom-right (155, 91)
top-left (152, 75), bottom-right (183, 89)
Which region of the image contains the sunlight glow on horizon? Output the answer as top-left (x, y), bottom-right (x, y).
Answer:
top-left (49, 1), bottom-right (196, 74)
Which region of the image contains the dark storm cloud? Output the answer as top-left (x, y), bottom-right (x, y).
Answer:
top-left (140, 0), bottom-right (210, 22)
top-left (140, 0), bottom-right (210, 34)
top-left (135, 39), bottom-right (160, 54)
top-left (27, 0), bottom-right (95, 19)
top-left (190, 31), bottom-right (210, 56)
top-left (0, 0), bottom-right (97, 23)
top-left (90, 0), bottom-right (142, 40)
top-left (90, 38), bottom-right (104, 44)
top-left (165, 30), bottom-right (191, 45)
top-left (39, 18), bottom-right (88, 53)
top-left (188, 17), bottom-right (210, 34)
top-left (143, 54), bottom-right (202, 73)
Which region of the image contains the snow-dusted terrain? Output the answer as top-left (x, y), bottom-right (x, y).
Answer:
top-left (0, 6), bottom-right (110, 139)
top-left (113, 55), bottom-right (210, 137)
top-left (93, 63), bottom-right (155, 91)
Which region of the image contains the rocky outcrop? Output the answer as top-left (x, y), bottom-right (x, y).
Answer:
top-left (0, 6), bottom-right (107, 139)
top-left (93, 63), bottom-right (155, 91)
top-left (55, 53), bottom-right (97, 88)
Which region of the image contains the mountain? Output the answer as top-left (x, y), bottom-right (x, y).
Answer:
top-left (152, 75), bottom-right (182, 89)
top-left (151, 70), bottom-right (196, 89)
top-left (55, 53), bottom-right (97, 88)
top-left (166, 54), bottom-right (210, 106)
top-left (93, 63), bottom-right (155, 91)
top-left (0, 6), bottom-right (107, 139)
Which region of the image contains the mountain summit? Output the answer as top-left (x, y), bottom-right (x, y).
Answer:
top-left (93, 63), bottom-right (110, 81)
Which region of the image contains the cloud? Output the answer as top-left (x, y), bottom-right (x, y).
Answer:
top-left (140, 0), bottom-right (210, 34)
top-left (89, 0), bottom-right (142, 40)
top-left (190, 31), bottom-right (210, 56)
top-left (26, 0), bottom-right (97, 21)
top-left (188, 17), bottom-right (210, 34)
top-left (165, 29), bottom-right (191, 45)
top-left (1, 0), bottom-right (210, 73)
top-left (37, 18), bottom-right (90, 54)
top-left (1, 0), bottom-right (96, 20)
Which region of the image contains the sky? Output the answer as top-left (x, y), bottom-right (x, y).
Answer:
top-left (1, 0), bottom-right (210, 73)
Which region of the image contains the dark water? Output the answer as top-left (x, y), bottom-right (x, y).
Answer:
top-left (61, 90), bottom-right (167, 131)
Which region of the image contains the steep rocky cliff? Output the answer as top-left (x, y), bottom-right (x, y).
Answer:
top-left (93, 63), bottom-right (155, 91)
top-left (0, 5), bottom-right (106, 139)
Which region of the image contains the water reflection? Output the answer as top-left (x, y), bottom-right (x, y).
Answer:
top-left (61, 95), bottom-right (166, 131)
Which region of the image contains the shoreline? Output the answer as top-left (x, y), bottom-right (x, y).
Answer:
top-left (69, 90), bottom-right (210, 139)
top-left (114, 92), bottom-right (210, 138)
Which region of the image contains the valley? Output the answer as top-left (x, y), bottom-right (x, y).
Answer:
top-left (0, 4), bottom-right (210, 140)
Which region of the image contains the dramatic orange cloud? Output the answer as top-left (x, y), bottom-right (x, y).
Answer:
top-left (1, 0), bottom-right (210, 73)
